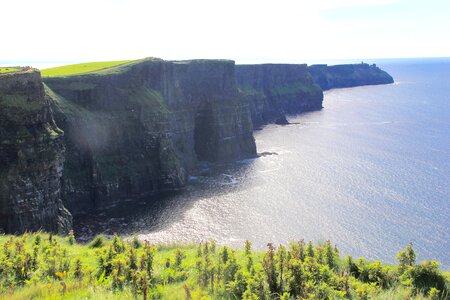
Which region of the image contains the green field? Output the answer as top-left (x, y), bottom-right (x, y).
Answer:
top-left (0, 67), bottom-right (21, 74)
top-left (40, 60), bottom-right (134, 77)
top-left (0, 233), bottom-right (448, 299)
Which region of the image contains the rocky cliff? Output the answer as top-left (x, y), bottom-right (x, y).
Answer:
top-left (0, 70), bottom-right (72, 233)
top-left (44, 59), bottom-right (256, 214)
top-left (308, 63), bottom-right (394, 90)
top-left (0, 58), bottom-right (394, 233)
top-left (236, 64), bottom-right (323, 127)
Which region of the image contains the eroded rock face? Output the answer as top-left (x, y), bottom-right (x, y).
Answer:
top-left (308, 63), bottom-right (394, 90)
top-left (235, 64), bottom-right (323, 128)
top-left (44, 59), bottom-right (256, 214)
top-left (0, 71), bottom-right (72, 234)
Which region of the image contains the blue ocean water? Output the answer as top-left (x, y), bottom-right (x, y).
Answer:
top-left (73, 59), bottom-right (450, 268)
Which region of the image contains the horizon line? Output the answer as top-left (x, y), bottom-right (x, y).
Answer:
top-left (1, 56), bottom-right (450, 68)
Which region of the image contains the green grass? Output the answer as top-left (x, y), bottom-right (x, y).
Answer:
top-left (0, 233), bottom-right (448, 300)
top-left (40, 60), bottom-right (135, 77)
top-left (0, 67), bottom-right (21, 74)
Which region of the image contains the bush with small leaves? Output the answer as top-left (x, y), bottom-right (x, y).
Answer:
top-left (140, 242), bottom-right (155, 278)
top-left (428, 287), bottom-right (440, 300)
top-left (73, 258), bottom-right (83, 279)
top-left (220, 246), bottom-right (229, 264)
top-left (174, 249), bottom-right (185, 270)
top-left (401, 260), bottom-right (449, 297)
top-left (263, 243), bottom-right (278, 295)
top-left (131, 236), bottom-right (142, 249)
top-left (396, 243), bottom-right (416, 270)
top-left (89, 235), bottom-right (106, 248)
top-left (226, 270), bottom-right (247, 299)
top-left (111, 235), bottom-right (125, 253)
top-left (223, 252), bottom-right (239, 284)
top-left (67, 231), bottom-right (76, 245)
top-left (244, 240), bottom-right (252, 256)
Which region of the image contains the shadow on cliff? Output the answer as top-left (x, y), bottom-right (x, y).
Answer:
top-left (73, 158), bottom-right (256, 242)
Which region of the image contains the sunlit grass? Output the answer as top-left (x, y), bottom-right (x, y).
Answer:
top-left (0, 233), bottom-right (447, 299)
top-left (40, 60), bottom-right (134, 77)
top-left (0, 67), bottom-right (22, 74)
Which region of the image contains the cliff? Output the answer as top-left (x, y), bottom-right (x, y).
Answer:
top-left (236, 64), bottom-right (323, 127)
top-left (0, 59), bottom-right (394, 233)
top-left (0, 70), bottom-right (72, 233)
top-left (43, 59), bottom-right (256, 214)
top-left (308, 63), bottom-right (394, 90)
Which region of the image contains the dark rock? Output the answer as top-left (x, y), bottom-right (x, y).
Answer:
top-left (0, 70), bottom-right (72, 234)
top-left (274, 116), bottom-right (289, 125)
top-left (258, 152), bottom-right (278, 157)
top-left (0, 59), bottom-right (395, 233)
top-left (44, 59), bottom-right (257, 214)
top-left (236, 64), bottom-right (324, 127)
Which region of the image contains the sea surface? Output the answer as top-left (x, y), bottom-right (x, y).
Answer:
top-left (69, 59), bottom-right (449, 268)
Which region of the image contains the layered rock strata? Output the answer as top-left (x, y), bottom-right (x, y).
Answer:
top-left (0, 70), bottom-right (72, 233)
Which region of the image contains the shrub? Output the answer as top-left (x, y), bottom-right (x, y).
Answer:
top-left (67, 230), bottom-right (76, 245)
top-left (89, 235), bottom-right (107, 248)
top-left (401, 261), bottom-right (449, 297)
top-left (131, 236), bottom-right (142, 249)
top-left (396, 243), bottom-right (416, 269)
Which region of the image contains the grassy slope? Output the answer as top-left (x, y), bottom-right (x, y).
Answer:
top-left (0, 233), bottom-right (448, 300)
top-left (0, 67), bottom-right (21, 74)
top-left (40, 60), bottom-right (134, 77)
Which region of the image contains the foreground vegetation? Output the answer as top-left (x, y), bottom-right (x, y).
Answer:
top-left (40, 60), bottom-right (134, 77)
top-left (0, 233), bottom-right (448, 299)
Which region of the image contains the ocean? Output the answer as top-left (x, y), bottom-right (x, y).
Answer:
top-left (70, 58), bottom-right (450, 268)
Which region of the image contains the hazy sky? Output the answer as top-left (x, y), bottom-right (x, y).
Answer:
top-left (2, 0), bottom-right (449, 64)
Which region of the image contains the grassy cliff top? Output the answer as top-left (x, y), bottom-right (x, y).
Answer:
top-left (0, 67), bottom-right (21, 74)
top-left (0, 233), bottom-right (448, 299)
top-left (40, 60), bottom-right (136, 77)
top-left (0, 67), bottom-right (36, 76)
top-left (40, 58), bottom-right (234, 78)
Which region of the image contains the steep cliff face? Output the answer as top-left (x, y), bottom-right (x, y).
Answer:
top-left (44, 59), bottom-right (256, 213)
top-left (0, 59), bottom-right (395, 232)
top-left (308, 63), bottom-right (394, 90)
top-left (0, 71), bottom-right (72, 234)
top-left (235, 64), bottom-right (323, 127)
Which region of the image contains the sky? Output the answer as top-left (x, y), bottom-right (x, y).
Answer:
top-left (1, 0), bottom-right (450, 65)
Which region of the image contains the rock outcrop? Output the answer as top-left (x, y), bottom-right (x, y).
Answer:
top-left (236, 64), bottom-right (323, 127)
top-left (44, 59), bottom-right (256, 213)
top-left (0, 70), bottom-right (72, 234)
top-left (308, 63), bottom-right (394, 90)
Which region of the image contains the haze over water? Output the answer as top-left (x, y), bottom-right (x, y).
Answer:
top-left (75, 59), bottom-right (450, 268)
